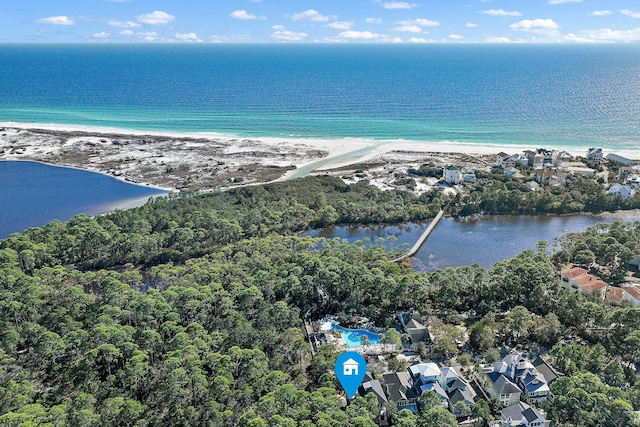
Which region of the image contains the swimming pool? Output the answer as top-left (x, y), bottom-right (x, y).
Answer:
top-left (332, 325), bottom-right (382, 347)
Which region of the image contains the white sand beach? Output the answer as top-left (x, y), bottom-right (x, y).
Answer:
top-left (0, 123), bottom-right (624, 193)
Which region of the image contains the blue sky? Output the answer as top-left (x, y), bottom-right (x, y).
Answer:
top-left (5, 0), bottom-right (640, 43)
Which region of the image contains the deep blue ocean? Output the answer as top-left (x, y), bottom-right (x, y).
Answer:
top-left (1, 44), bottom-right (640, 153)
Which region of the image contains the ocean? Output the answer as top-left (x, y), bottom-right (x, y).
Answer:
top-left (1, 44), bottom-right (639, 154)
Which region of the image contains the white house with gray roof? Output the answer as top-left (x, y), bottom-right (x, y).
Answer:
top-left (485, 372), bottom-right (522, 407)
top-left (498, 401), bottom-right (551, 427)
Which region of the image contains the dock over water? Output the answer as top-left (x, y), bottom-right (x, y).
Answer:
top-left (391, 209), bottom-right (444, 262)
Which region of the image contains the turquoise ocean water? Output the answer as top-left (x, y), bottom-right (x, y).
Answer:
top-left (1, 44), bottom-right (640, 154)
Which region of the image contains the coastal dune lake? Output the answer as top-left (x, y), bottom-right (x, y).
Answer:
top-left (305, 215), bottom-right (637, 271)
top-left (0, 161), bottom-right (167, 238)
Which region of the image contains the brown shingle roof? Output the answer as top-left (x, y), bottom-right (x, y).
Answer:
top-left (579, 278), bottom-right (607, 293)
top-left (605, 287), bottom-right (624, 302)
top-left (561, 267), bottom-right (588, 279)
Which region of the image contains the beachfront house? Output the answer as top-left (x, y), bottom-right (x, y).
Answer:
top-left (461, 167), bottom-right (476, 183)
top-left (607, 183), bottom-right (636, 200)
top-left (497, 153), bottom-right (517, 169)
top-left (587, 147), bottom-right (603, 163)
top-left (443, 165), bottom-right (462, 185)
top-left (523, 148), bottom-right (564, 169)
top-left (606, 153), bottom-right (635, 166)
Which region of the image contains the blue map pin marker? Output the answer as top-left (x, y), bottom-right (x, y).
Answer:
top-left (335, 351), bottom-right (367, 399)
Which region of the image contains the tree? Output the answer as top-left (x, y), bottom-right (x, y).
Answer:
top-left (393, 409), bottom-right (418, 427)
top-left (505, 306), bottom-right (532, 343)
top-left (471, 399), bottom-right (493, 427)
top-left (430, 322), bottom-right (464, 358)
top-left (383, 328), bottom-right (403, 351)
top-left (417, 406), bottom-right (457, 427)
top-left (417, 391), bottom-right (442, 411)
top-left (533, 313), bottom-right (562, 346)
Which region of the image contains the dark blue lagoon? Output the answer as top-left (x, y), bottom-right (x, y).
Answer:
top-left (0, 161), bottom-right (167, 238)
top-left (304, 214), bottom-right (640, 271)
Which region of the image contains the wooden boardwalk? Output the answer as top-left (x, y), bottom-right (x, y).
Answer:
top-left (391, 209), bottom-right (444, 262)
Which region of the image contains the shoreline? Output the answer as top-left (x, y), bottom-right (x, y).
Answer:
top-left (6, 121), bottom-right (637, 160)
top-left (1, 123), bottom-right (637, 194)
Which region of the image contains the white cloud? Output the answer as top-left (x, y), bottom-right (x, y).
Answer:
top-left (271, 30), bottom-right (308, 41)
top-left (409, 37), bottom-right (430, 43)
top-left (37, 16), bottom-right (75, 25)
top-left (396, 19), bottom-right (439, 27)
top-left (292, 9), bottom-right (329, 22)
top-left (365, 17), bottom-right (382, 24)
top-left (136, 31), bottom-right (160, 42)
top-left (119, 30), bottom-right (134, 36)
top-left (466, 22), bottom-right (478, 28)
top-left (92, 32), bottom-right (110, 39)
top-left (230, 10), bottom-right (266, 20)
top-left (621, 9), bottom-right (640, 18)
top-left (548, 0), bottom-right (582, 4)
top-left (136, 11), bottom-right (175, 25)
top-left (382, 2), bottom-right (417, 10)
top-left (449, 34), bottom-right (463, 39)
top-left (326, 21), bottom-right (353, 30)
top-left (337, 30), bottom-right (379, 39)
top-left (319, 32), bottom-right (401, 43)
top-left (482, 9), bottom-right (522, 17)
top-left (510, 19), bottom-right (559, 31)
top-left (272, 25), bottom-right (285, 30)
top-left (175, 32), bottom-right (202, 42)
top-left (574, 27), bottom-right (640, 42)
top-left (211, 34), bottom-right (251, 43)
top-left (108, 20), bottom-right (141, 28)
top-left (393, 25), bottom-right (422, 33)
top-left (485, 36), bottom-right (510, 43)
top-left (590, 11), bottom-right (612, 17)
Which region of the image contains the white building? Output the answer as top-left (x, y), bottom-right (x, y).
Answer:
top-left (497, 152), bottom-right (517, 169)
top-left (607, 183), bottom-right (636, 200)
top-left (497, 402), bottom-right (551, 427)
top-left (443, 165), bottom-right (462, 185)
top-left (606, 153), bottom-right (634, 166)
top-left (627, 175), bottom-right (640, 190)
top-left (587, 147), bottom-right (603, 163)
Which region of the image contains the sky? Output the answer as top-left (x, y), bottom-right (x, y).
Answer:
top-left (5, 0), bottom-right (640, 43)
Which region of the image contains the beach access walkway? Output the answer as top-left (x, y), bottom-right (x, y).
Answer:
top-left (391, 209), bottom-right (444, 263)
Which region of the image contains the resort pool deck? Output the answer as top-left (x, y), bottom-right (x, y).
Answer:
top-left (331, 325), bottom-right (382, 347)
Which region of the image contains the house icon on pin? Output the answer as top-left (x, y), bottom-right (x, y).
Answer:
top-left (343, 358), bottom-right (359, 376)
